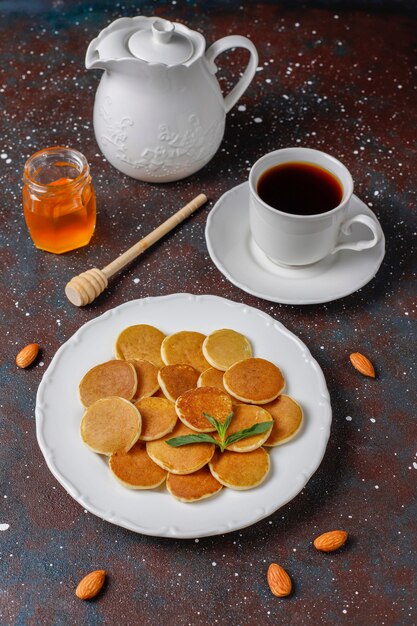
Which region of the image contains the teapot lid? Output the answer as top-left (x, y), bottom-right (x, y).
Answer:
top-left (128, 19), bottom-right (194, 65)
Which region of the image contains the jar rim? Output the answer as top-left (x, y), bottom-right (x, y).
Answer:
top-left (23, 146), bottom-right (90, 194)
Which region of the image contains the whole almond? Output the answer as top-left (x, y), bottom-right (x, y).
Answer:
top-left (313, 530), bottom-right (348, 552)
top-left (16, 343), bottom-right (39, 369)
top-left (349, 352), bottom-right (375, 378)
top-left (267, 563), bottom-right (292, 597)
top-left (75, 570), bottom-right (106, 600)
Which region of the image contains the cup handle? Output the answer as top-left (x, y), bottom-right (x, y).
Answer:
top-left (333, 214), bottom-right (382, 254)
top-left (205, 35), bottom-right (258, 113)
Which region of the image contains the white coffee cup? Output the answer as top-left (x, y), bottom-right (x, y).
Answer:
top-left (249, 147), bottom-right (382, 266)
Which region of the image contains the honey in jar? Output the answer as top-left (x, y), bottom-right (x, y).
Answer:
top-left (23, 147), bottom-right (96, 254)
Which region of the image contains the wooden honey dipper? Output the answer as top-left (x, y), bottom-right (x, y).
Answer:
top-left (65, 193), bottom-right (207, 306)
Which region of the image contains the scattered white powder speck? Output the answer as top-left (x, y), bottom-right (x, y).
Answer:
top-left (0, 524), bottom-right (10, 531)
top-left (346, 416), bottom-right (353, 421)
top-left (212, 561), bottom-right (217, 566)
top-left (238, 105), bottom-right (246, 112)
top-left (254, 117), bottom-right (262, 123)
top-left (412, 462), bottom-right (417, 470)
top-left (133, 278), bottom-right (139, 284)
top-left (370, 418), bottom-right (376, 423)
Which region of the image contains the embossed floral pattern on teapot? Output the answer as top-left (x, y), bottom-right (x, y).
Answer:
top-left (86, 16), bottom-right (258, 182)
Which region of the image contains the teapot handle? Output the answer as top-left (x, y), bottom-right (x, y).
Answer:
top-left (205, 35), bottom-right (258, 113)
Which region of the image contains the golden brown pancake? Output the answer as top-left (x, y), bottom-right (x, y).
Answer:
top-left (202, 329), bottom-right (252, 371)
top-left (176, 387), bottom-right (233, 433)
top-left (79, 360), bottom-right (137, 408)
top-left (109, 441), bottom-right (167, 489)
top-left (209, 448), bottom-right (270, 490)
top-left (263, 395), bottom-right (304, 446)
top-left (130, 359), bottom-right (160, 402)
top-left (223, 358), bottom-right (285, 404)
top-left (134, 397), bottom-right (177, 441)
top-left (224, 404), bottom-right (273, 452)
top-left (146, 421), bottom-right (215, 474)
top-left (115, 324), bottom-right (165, 368)
top-left (80, 397), bottom-right (141, 455)
top-left (166, 466), bottom-right (223, 502)
top-left (160, 331), bottom-right (210, 372)
top-left (158, 364), bottom-right (200, 402)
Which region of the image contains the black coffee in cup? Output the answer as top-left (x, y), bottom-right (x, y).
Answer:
top-left (257, 162), bottom-right (343, 216)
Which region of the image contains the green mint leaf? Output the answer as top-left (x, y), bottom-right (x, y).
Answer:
top-left (224, 421), bottom-right (272, 447)
top-left (216, 412), bottom-right (234, 445)
top-left (166, 434), bottom-right (219, 447)
top-left (202, 412), bottom-right (222, 434)
top-left (223, 412), bottom-right (234, 434)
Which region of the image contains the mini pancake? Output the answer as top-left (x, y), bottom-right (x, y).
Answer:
top-left (158, 364), bottom-right (200, 402)
top-left (115, 324), bottom-right (165, 368)
top-left (79, 360), bottom-right (137, 408)
top-left (134, 397), bottom-right (177, 441)
top-left (109, 441), bottom-right (167, 489)
top-left (202, 329), bottom-right (252, 371)
top-left (176, 387), bottom-right (233, 432)
top-left (197, 367), bottom-right (236, 403)
top-left (130, 359), bottom-right (160, 402)
top-left (166, 466), bottom-right (223, 502)
top-left (81, 397), bottom-right (141, 455)
top-left (224, 404), bottom-right (273, 452)
top-left (160, 331), bottom-right (210, 373)
top-left (146, 421), bottom-right (215, 475)
top-left (263, 395), bottom-right (304, 446)
top-left (223, 358), bottom-right (285, 404)
top-left (209, 447), bottom-right (270, 490)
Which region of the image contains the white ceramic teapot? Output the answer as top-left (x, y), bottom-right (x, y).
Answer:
top-left (86, 16), bottom-right (258, 182)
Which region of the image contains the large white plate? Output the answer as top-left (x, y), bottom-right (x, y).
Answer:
top-left (36, 294), bottom-right (332, 538)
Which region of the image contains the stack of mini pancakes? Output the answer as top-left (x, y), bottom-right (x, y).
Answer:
top-left (79, 325), bottom-right (303, 503)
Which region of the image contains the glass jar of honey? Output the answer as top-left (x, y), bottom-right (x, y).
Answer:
top-left (23, 147), bottom-right (96, 254)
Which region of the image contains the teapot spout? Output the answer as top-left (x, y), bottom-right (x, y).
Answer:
top-left (86, 40), bottom-right (111, 71)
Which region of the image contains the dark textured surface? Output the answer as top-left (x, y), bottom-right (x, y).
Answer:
top-left (0, 1), bottom-right (416, 625)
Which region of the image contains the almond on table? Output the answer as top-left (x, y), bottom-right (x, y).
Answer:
top-left (75, 569), bottom-right (106, 600)
top-left (267, 563), bottom-right (292, 597)
top-left (349, 352), bottom-right (376, 378)
top-left (313, 530), bottom-right (348, 552)
top-left (16, 343), bottom-right (39, 369)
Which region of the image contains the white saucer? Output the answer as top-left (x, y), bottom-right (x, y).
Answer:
top-left (205, 182), bottom-right (385, 305)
